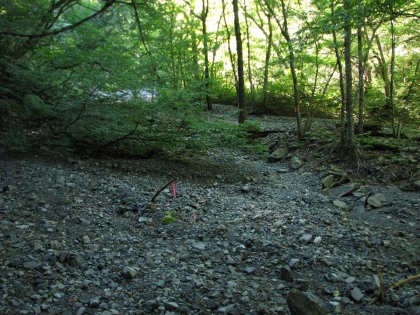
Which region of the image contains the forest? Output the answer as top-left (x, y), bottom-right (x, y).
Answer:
top-left (1, 2), bottom-right (420, 315)
top-left (0, 0), bottom-right (419, 164)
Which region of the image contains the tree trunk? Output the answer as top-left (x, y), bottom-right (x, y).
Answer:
top-left (279, 0), bottom-right (302, 138)
top-left (342, 0), bottom-right (355, 158)
top-left (233, 0), bottom-right (246, 124)
top-left (390, 15), bottom-right (396, 136)
top-left (262, 12), bottom-right (273, 113)
top-left (356, 4), bottom-right (364, 134)
top-left (331, 1), bottom-right (346, 151)
top-left (243, 2), bottom-right (255, 109)
top-left (222, 0), bottom-right (238, 87)
top-left (375, 35), bottom-right (391, 112)
top-left (201, 0), bottom-right (212, 110)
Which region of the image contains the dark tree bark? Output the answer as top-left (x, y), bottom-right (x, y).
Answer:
top-left (222, 0), bottom-right (238, 87)
top-left (201, 0), bottom-right (213, 110)
top-left (356, 4), bottom-right (365, 134)
top-left (264, 0), bottom-right (302, 137)
top-left (331, 1), bottom-right (346, 152)
top-left (243, 2), bottom-right (255, 109)
top-left (342, 0), bottom-right (355, 158)
top-left (233, 0), bottom-right (246, 124)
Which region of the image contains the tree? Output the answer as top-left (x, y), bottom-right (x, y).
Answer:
top-left (185, 0), bottom-right (213, 110)
top-left (233, 0), bottom-right (246, 124)
top-left (264, 0), bottom-right (303, 137)
top-left (342, 0), bottom-right (355, 157)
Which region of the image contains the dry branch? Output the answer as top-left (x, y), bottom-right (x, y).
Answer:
top-left (151, 178), bottom-right (176, 203)
top-left (391, 274), bottom-right (420, 290)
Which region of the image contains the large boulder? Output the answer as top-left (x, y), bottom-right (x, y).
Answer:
top-left (268, 146), bottom-right (289, 163)
top-left (290, 156), bottom-right (303, 170)
top-left (287, 289), bottom-right (327, 315)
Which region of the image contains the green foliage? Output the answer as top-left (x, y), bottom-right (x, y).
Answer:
top-left (0, 0), bottom-right (418, 158)
top-left (0, 130), bottom-right (28, 153)
top-left (162, 210), bottom-right (178, 224)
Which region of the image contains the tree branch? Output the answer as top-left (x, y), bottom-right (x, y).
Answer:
top-left (0, 0), bottom-right (117, 38)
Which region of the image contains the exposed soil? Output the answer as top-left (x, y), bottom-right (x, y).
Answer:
top-left (1, 106), bottom-right (419, 315)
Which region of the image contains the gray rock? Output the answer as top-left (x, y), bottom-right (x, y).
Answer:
top-left (138, 216), bottom-right (153, 223)
top-left (192, 242), bottom-right (206, 250)
top-left (333, 200), bottom-right (349, 210)
top-left (367, 193), bottom-right (388, 208)
top-left (351, 287), bottom-right (364, 302)
top-left (67, 254), bottom-right (83, 267)
top-left (313, 236), bottom-right (322, 244)
top-left (89, 297), bottom-right (100, 308)
top-left (241, 185), bottom-right (250, 193)
top-left (322, 175), bottom-right (335, 189)
top-left (286, 289), bottom-right (327, 315)
top-left (279, 265), bottom-right (294, 282)
top-left (216, 304), bottom-right (235, 314)
top-left (82, 236), bottom-right (91, 244)
top-left (289, 258), bottom-right (301, 269)
top-left (244, 266), bottom-right (256, 274)
top-left (268, 146), bottom-right (289, 163)
top-left (290, 156), bottom-right (303, 170)
top-left (165, 301), bottom-right (179, 311)
top-left (300, 233), bottom-right (313, 242)
top-left (122, 266), bottom-right (138, 279)
top-left (23, 261), bottom-right (40, 269)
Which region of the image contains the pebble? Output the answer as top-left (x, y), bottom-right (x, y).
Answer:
top-left (82, 236), bottom-right (91, 244)
top-left (300, 233), bottom-right (313, 242)
top-left (314, 236), bottom-right (322, 244)
top-left (192, 242), bottom-right (206, 250)
top-left (121, 266), bottom-right (138, 279)
top-left (0, 149), bottom-right (417, 315)
top-left (244, 266), bottom-right (256, 274)
top-left (23, 261), bottom-right (40, 269)
top-left (333, 200), bottom-right (349, 210)
top-left (351, 287), bottom-right (364, 302)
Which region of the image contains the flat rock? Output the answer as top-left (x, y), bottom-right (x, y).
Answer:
top-left (268, 146), bottom-right (289, 163)
top-left (286, 289), bottom-right (327, 315)
top-left (122, 266), bottom-right (139, 279)
top-left (351, 287), bottom-right (364, 302)
top-left (333, 200), bottom-right (349, 210)
top-left (367, 193), bottom-right (388, 208)
top-left (322, 175), bottom-right (335, 189)
top-left (290, 156), bottom-right (303, 170)
top-left (23, 261), bottom-right (40, 269)
top-left (192, 242), bottom-right (206, 250)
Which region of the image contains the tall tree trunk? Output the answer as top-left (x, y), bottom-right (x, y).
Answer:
top-left (262, 11), bottom-right (273, 113)
top-left (356, 3), bottom-right (364, 133)
top-left (331, 1), bottom-right (346, 150)
top-left (375, 35), bottom-right (391, 112)
top-left (243, 2), bottom-right (255, 109)
top-left (265, 0), bottom-right (302, 136)
top-left (390, 14), bottom-right (396, 136)
top-left (343, 0), bottom-right (355, 158)
top-left (358, 23), bottom-right (382, 133)
top-left (191, 30), bottom-right (200, 82)
top-left (233, 0), bottom-right (246, 124)
top-left (222, 0), bottom-right (238, 87)
top-left (201, 0), bottom-right (212, 110)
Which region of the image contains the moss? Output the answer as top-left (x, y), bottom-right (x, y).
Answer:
top-left (162, 210), bottom-right (178, 224)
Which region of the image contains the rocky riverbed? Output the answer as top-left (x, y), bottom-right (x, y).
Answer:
top-left (1, 145), bottom-right (419, 315)
top-left (1, 105), bottom-right (419, 315)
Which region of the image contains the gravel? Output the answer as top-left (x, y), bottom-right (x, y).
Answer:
top-left (0, 125), bottom-right (419, 314)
